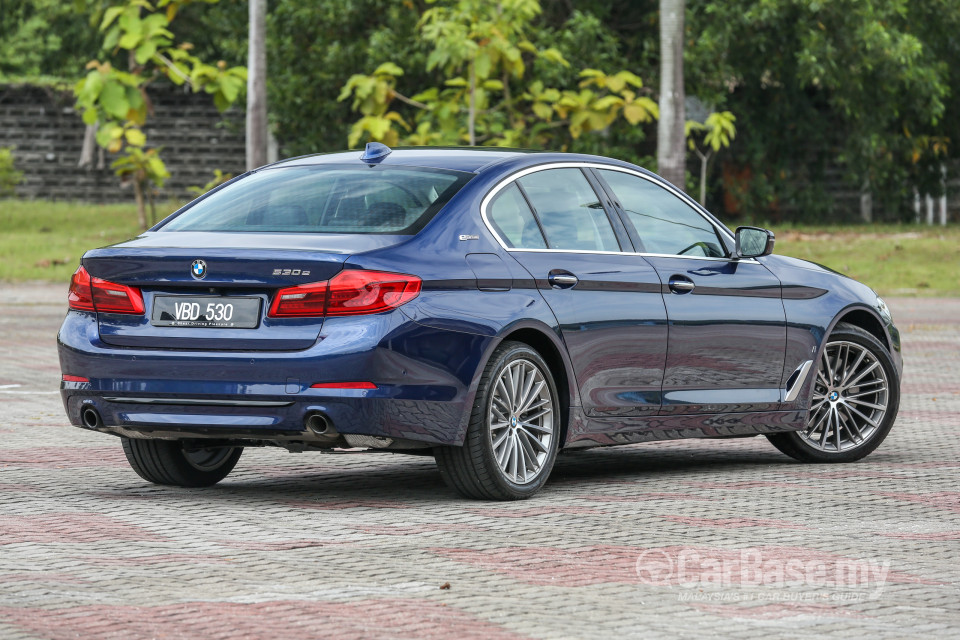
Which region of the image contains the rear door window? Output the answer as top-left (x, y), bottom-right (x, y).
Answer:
top-left (517, 168), bottom-right (620, 252)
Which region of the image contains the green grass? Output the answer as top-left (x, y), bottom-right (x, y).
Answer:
top-left (1, 200), bottom-right (958, 296)
top-left (772, 224), bottom-right (960, 297)
top-left (0, 200), bottom-right (179, 283)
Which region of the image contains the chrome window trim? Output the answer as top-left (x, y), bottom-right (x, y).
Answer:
top-left (479, 162), bottom-right (752, 263)
top-left (505, 248), bottom-right (758, 263)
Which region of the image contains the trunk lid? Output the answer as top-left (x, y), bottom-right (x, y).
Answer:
top-left (83, 231), bottom-right (404, 350)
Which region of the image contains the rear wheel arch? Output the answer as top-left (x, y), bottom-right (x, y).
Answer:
top-left (462, 323), bottom-right (575, 449)
top-left (498, 327), bottom-right (573, 448)
top-left (435, 340), bottom-right (562, 499)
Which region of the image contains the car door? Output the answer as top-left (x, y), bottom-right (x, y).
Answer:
top-left (593, 167), bottom-right (786, 415)
top-left (484, 166), bottom-right (668, 418)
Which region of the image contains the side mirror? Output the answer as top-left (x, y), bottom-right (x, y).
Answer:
top-left (735, 226), bottom-right (775, 258)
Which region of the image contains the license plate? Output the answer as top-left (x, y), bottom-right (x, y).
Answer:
top-left (151, 296), bottom-right (261, 329)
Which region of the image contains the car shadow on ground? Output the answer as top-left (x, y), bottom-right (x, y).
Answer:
top-left (85, 436), bottom-right (911, 506)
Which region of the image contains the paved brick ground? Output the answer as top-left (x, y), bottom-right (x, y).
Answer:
top-left (1, 285), bottom-right (958, 639)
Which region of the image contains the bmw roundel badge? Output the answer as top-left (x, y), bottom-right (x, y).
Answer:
top-left (191, 259), bottom-right (207, 280)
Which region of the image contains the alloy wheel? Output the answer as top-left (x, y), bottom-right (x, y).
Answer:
top-left (801, 340), bottom-right (890, 452)
top-left (489, 359), bottom-right (554, 484)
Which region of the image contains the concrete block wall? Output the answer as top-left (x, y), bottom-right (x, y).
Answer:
top-left (0, 84), bottom-right (245, 203)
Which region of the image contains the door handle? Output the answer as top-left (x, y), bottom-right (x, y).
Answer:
top-left (668, 275), bottom-right (695, 294)
top-left (548, 273), bottom-right (579, 288)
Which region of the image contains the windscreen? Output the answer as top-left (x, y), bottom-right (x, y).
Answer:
top-left (160, 164), bottom-right (473, 235)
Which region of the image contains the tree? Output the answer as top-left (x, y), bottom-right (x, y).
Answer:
top-left (656, 0), bottom-right (685, 189)
top-left (686, 0), bottom-right (958, 221)
top-left (0, 147), bottom-right (24, 196)
top-left (246, 0), bottom-right (268, 169)
top-left (73, 0), bottom-right (247, 228)
top-left (338, 0), bottom-right (658, 151)
top-left (0, 0), bottom-right (101, 80)
top-left (686, 110), bottom-right (736, 205)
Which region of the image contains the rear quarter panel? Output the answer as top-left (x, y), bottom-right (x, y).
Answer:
top-left (342, 164), bottom-right (582, 442)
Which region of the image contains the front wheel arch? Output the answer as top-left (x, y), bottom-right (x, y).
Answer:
top-left (834, 307), bottom-right (890, 353)
top-left (792, 303), bottom-right (899, 411)
top-left (769, 321), bottom-right (900, 462)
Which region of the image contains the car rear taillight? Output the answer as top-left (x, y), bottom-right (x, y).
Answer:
top-left (68, 266), bottom-right (145, 315)
top-left (267, 280), bottom-right (329, 318)
top-left (326, 270), bottom-right (422, 316)
top-left (268, 270), bottom-right (421, 318)
top-left (68, 266), bottom-right (95, 311)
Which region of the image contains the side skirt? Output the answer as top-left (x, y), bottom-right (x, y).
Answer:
top-left (564, 408), bottom-right (806, 449)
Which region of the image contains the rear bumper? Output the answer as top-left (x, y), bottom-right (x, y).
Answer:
top-left (58, 309), bottom-right (492, 446)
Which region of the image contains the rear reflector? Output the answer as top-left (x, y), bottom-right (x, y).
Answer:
top-left (68, 266), bottom-right (145, 315)
top-left (269, 270), bottom-right (421, 318)
top-left (61, 374), bottom-right (90, 383)
top-left (310, 382), bottom-right (377, 390)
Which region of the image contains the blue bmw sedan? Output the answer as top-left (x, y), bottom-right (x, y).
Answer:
top-left (58, 145), bottom-right (902, 499)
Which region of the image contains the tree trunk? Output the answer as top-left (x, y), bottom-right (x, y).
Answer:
top-left (246, 0), bottom-right (268, 168)
top-left (133, 179), bottom-right (148, 230)
top-left (859, 179), bottom-right (872, 223)
top-left (78, 124), bottom-right (98, 168)
top-left (468, 59), bottom-right (476, 146)
top-left (657, 0), bottom-right (686, 190)
top-left (698, 149), bottom-right (711, 206)
top-left (940, 164), bottom-right (948, 226)
top-left (148, 189), bottom-right (157, 227)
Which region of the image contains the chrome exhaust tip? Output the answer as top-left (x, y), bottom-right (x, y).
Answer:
top-left (81, 406), bottom-right (102, 429)
top-left (304, 412), bottom-right (335, 437)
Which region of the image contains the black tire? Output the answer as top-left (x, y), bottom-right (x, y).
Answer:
top-left (767, 322), bottom-right (900, 463)
top-left (434, 341), bottom-right (561, 500)
top-left (121, 438), bottom-right (242, 487)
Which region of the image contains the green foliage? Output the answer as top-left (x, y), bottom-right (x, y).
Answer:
top-left (686, 111), bottom-right (737, 205)
top-left (0, 0), bottom-right (102, 80)
top-left (110, 146), bottom-right (169, 187)
top-left (72, 0), bottom-right (246, 228)
top-left (265, 0), bottom-right (426, 156)
top-left (187, 168), bottom-right (233, 197)
top-left (75, 1), bottom-right (247, 140)
top-left (0, 147), bottom-right (24, 196)
top-left (338, 0), bottom-right (659, 151)
top-left (701, 111), bottom-right (736, 152)
top-left (687, 0), bottom-right (960, 221)
top-left (6, 0), bottom-right (959, 224)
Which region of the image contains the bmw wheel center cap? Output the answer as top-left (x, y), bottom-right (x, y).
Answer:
top-left (191, 259), bottom-right (207, 279)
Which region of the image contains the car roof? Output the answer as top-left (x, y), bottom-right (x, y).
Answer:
top-left (264, 147), bottom-right (642, 175)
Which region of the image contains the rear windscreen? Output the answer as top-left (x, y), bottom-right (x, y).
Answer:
top-left (159, 165), bottom-right (473, 235)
